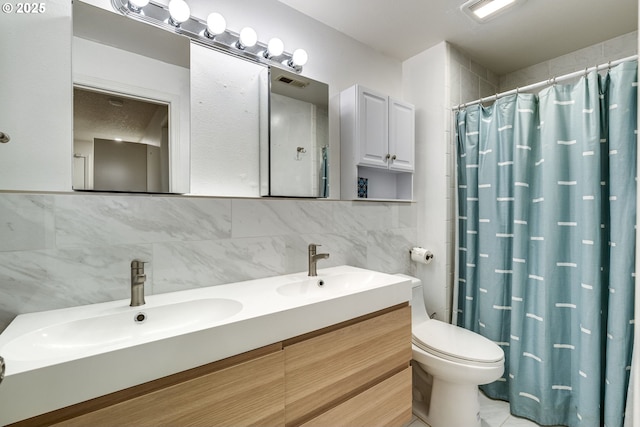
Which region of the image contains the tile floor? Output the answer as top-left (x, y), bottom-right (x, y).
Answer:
top-left (407, 392), bottom-right (550, 427)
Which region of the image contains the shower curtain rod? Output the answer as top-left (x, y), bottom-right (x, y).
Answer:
top-left (452, 54), bottom-right (638, 111)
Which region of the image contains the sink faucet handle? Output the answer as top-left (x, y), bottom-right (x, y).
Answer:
top-left (308, 243), bottom-right (321, 250)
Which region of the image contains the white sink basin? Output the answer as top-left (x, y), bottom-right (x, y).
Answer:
top-left (2, 298), bottom-right (242, 362)
top-left (277, 271), bottom-right (377, 297)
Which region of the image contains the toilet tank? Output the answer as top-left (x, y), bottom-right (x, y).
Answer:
top-left (395, 274), bottom-right (429, 324)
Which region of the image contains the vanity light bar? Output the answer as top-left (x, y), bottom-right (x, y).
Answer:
top-left (112, 0), bottom-right (308, 72)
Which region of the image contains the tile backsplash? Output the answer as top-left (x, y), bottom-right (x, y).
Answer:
top-left (0, 193), bottom-right (417, 332)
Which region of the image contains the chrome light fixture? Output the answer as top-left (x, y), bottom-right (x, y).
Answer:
top-left (264, 37), bottom-right (284, 59)
top-left (112, 0), bottom-right (309, 73)
top-left (287, 48), bottom-right (308, 72)
top-left (461, 0), bottom-right (525, 22)
top-left (167, 0), bottom-right (190, 27)
top-left (204, 12), bottom-right (226, 39)
top-left (127, 0), bottom-right (149, 12)
top-left (236, 27), bottom-right (258, 50)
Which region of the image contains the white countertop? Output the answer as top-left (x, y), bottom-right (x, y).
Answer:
top-left (0, 265), bottom-right (411, 425)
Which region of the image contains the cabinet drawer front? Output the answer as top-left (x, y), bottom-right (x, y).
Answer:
top-left (284, 306), bottom-right (411, 425)
top-left (301, 367), bottom-right (412, 427)
top-left (54, 351), bottom-right (285, 427)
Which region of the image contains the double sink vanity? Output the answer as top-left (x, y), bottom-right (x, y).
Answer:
top-left (0, 265), bottom-right (413, 426)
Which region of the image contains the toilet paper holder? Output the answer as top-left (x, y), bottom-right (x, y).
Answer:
top-left (409, 247), bottom-right (434, 264)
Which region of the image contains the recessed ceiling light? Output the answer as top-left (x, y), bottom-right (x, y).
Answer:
top-left (461, 0), bottom-right (525, 22)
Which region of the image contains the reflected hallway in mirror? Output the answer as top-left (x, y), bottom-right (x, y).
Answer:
top-left (73, 87), bottom-right (170, 193)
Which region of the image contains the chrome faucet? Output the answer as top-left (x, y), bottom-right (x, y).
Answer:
top-left (308, 243), bottom-right (329, 277)
top-left (130, 259), bottom-right (147, 307)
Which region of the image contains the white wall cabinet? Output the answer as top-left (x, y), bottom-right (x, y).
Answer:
top-left (340, 84), bottom-right (415, 201)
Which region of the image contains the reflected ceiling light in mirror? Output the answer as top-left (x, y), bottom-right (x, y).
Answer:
top-left (236, 27), bottom-right (258, 50)
top-left (204, 12), bottom-right (226, 39)
top-left (168, 0), bottom-right (190, 27)
top-left (127, 0), bottom-right (148, 12)
top-left (112, 0), bottom-right (308, 72)
top-left (264, 38), bottom-right (284, 59)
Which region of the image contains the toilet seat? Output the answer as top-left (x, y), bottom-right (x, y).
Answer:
top-left (412, 320), bottom-right (504, 366)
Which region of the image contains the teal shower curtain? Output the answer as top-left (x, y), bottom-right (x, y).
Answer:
top-left (456, 61), bottom-right (637, 427)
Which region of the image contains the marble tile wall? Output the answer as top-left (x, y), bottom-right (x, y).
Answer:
top-left (0, 192), bottom-right (417, 333)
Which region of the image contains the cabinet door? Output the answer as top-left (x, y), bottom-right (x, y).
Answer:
top-left (0, 0), bottom-right (72, 191)
top-left (284, 306), bottom-right (411, 426)
top-left (388, 98), bottom-right (415, 172)
top-left (301, 367), bottom-right (412, 427)
top-left (53, 351), bottom-right (285, 427)
top-left (357, 86), bottom-right (389, 169)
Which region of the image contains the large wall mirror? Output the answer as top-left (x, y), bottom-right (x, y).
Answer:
top-left (71, 0), bottom-right (330, 198)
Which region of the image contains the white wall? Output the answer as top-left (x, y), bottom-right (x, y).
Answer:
top-left (402, 42), bottom-right (450, 321)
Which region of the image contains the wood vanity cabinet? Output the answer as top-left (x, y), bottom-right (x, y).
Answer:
top-left (16, 305), bottom-right (411, 427)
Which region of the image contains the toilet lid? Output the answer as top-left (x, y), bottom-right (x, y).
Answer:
top-left (413, 320), bottom-right (504, 364)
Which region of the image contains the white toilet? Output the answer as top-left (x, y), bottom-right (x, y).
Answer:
top-left (397, 274), bottom-right (505, 427)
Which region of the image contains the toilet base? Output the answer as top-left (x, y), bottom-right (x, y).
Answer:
top-left (412, 362), bottom-right (482, 427)
top-left (426, 377), bottom-right (481, 427)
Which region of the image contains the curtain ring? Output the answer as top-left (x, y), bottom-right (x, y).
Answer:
top-left (608, 61), bottom-right (612, 71)
top-left (516, 87), bottom-right (519, 94)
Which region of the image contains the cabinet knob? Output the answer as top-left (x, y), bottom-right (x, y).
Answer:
top-left (0, 132), bottom-right (10, 144)
top-left (391, 155), bottom-right (397, 161)
top-left (385, 154), bottom-right (391, 160)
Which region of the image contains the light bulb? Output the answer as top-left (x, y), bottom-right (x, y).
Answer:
top-left (265, 38), bottom-right (284, 58)
top-left (128, 0), bottom-right (149, 12)
top-left (237, 27), bottom-right (257, 49)
top-left (290, 48), bottom-right (308, 67)
top-left (204, 12), bottom-right (226, 38)
top-left (168, 0), bottom-right (190, 26)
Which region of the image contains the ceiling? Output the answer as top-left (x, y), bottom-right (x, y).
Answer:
top-left (74, 87), bottom-right (167, 144)
top-left (277, 0), bottom-right (638, 75)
